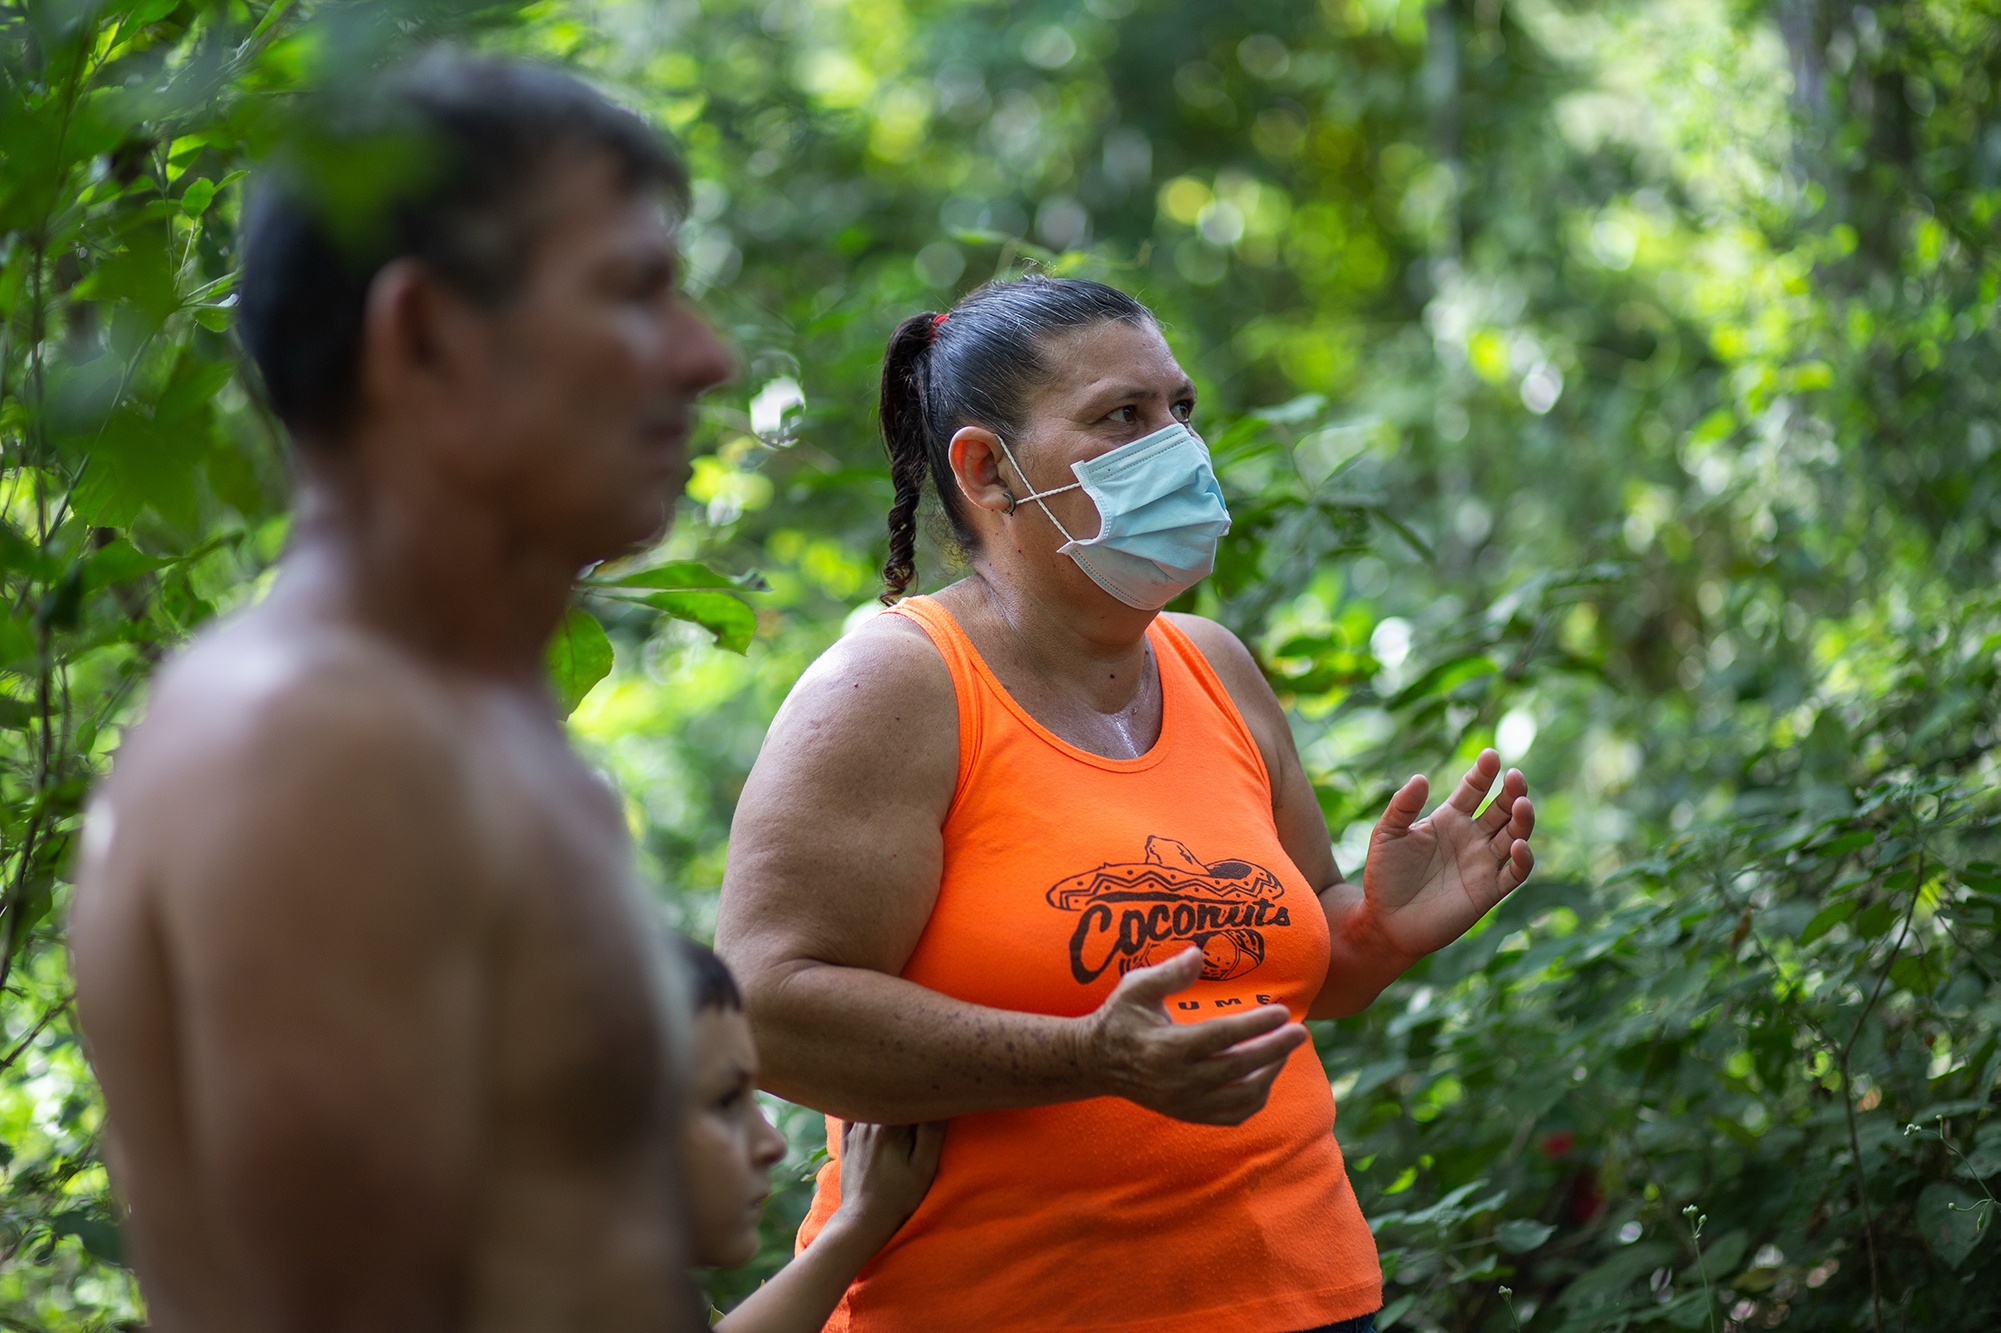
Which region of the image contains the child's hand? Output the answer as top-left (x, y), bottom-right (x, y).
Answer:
top-left (833, 1120), bottom-right (943, 1245)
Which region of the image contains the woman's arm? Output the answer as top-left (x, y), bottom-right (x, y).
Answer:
top-left (1165, 615), bottom-right (1536, 1020)
top-left (715, 617), bottom-right (1306, 1124)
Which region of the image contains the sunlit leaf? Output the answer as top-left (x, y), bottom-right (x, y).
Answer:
top-left (546, 606), bottom-right (615, 718)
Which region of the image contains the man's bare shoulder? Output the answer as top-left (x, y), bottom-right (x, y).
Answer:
top-left (98, 606), bottom-right (487, 898)
top-left (126, 607), bottom-right (460, 782)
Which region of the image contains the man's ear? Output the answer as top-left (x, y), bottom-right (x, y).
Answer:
top-left (948, 426), bottom-right (1013, 516)
top-left (354, 259), bottom-right (483, 430)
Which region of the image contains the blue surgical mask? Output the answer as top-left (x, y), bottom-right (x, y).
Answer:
top-left (997, 421), bottom-right (1233, 611)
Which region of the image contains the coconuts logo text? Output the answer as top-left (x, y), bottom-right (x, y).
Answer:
top-left (1047, 835), bottom-right (1291, 984)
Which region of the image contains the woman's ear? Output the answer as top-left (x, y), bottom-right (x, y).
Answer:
top-left (948, 426), bottom-right (1014, 516)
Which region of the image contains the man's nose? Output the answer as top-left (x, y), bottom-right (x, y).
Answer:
top-left (670, 307), bottom-right (736, 396)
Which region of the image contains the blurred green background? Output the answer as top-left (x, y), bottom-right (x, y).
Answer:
top-left (5, 0), bottom-right (2001, 1327)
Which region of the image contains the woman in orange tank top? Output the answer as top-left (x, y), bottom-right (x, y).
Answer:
top-left (717, 277), bottom-right (1538, 1332)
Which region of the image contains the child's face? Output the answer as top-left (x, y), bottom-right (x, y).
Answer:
top-left (684, 1006), bottom-right (789, 1268)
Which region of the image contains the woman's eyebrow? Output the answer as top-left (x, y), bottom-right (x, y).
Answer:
top-left (1078, 379), bottom-right (1197, 404)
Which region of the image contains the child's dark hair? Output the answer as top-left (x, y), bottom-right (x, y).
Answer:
top-left (675, 935), bottom-right (743, 1013)
top-left (877, 275), bottom-right (1154, 602)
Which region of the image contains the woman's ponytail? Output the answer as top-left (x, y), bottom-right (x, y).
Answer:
top-left (879, 312), bottom-right (939, 603)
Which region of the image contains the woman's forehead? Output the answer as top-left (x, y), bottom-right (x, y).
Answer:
top-left (1040, 320), bottom-right (1189, 396)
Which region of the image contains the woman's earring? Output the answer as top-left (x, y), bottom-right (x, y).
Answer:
top-left (1002, 488), bottom-right (1018, 516)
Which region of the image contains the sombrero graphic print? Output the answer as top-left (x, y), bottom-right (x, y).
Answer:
top-left (1046, 835), bottom-right (1292, 984)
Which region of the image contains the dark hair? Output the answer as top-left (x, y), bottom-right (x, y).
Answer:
top-left (237, 50), bottom-right (688, 443)
top-left (674, 935), bottom-right (743, 1013)
top-left (878, 275), bottom-right (1154, 601)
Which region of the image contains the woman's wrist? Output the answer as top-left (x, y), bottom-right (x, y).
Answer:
top-left (1064, 1007), bottom-right (1127, 1102)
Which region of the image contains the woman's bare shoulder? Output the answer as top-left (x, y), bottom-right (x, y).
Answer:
top-left (1161, 611), bottom-right (1292, 745)
top-left (756, 610), bottom-right (959, 787)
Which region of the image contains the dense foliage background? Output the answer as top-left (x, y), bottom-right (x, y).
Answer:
top-left (4, 0), bottom-right (2001, 1328)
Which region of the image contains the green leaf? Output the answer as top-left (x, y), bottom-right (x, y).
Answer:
top-left (632, 589), bottom-right (758, 654)
top-left (1819, 829), bottom-right (1874, 856)
top-left (50, 1211), bottom-right (121, 1265)
top-left (1852, 899), bottom-right (1898, 940)
top-left (592, 559), bottom-right (767, 592)
top-left (1889, 954), bottom-right (1941, 994)
top-left (1700, 1228), bottom-right (1749, 1278)
top-left (179, 177), bottom-right (216, 219)
top-left (1374, 1293), bottom-right (1417, 1330)
top-left (546, 607), bottom-right (614, 719)
top-left (1387, 653), bottom-right (1498, 710)
top-left (1955, 1126), bottom-right (2001, 1180)
top-left (1663, 1291), bottom-right (1716, 1329)
top-left (1962, 861), bottom-right (2001, 894)
top-left (1799, 899), bottom-right (1856, 944)
top-left (83, 539), bottom-right (166, 589)
top-left (1494, 1218), bottom-right (1556, 1253)
top-left (1916, 1182), bottom-right (1991, 1269)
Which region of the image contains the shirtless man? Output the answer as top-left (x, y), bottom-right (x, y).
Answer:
top-left (68, 55), bottom-right (732, 1331)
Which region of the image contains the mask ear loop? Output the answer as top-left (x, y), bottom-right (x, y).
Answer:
top-left (992, 433), bottom-right (1084, 542)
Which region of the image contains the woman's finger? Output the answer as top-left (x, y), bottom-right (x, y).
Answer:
top-left (1443, 748), bottom-right (1502, 815)
top-left (1197, 1024), bottom-right (1309, 1083)
top-left (1374, 774), bottom-right (1430, 840)
top-left (1172, 1004), bottom-right (1294, 1057)
top-left (1476, 769), bottom-right (1527, 832)
top-left (1497, 840), bottom-right (1535, 895)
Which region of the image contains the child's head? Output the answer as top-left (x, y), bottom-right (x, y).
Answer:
top-left (676, 936), bottom-right (788, 1268)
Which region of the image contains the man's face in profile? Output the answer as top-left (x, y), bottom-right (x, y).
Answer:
top-left (446, 152), bottom-right (734, 564)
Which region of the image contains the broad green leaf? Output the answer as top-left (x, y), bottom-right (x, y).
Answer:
top-left (1799, 899), bottom-right (1855, 945)
top-left (1494, 1219), bottom-right (1555, 1253)
top-left (1889, 954), bottom-right (1940, 995)
top-left (83, 539), bottom-right (165, 589)
top-left (1387, 654), bottom-right (1498, 710)
top-left (1662, 1291), bottom-right (1716, 1329)
top-left (594, 559), bottom-right (738, 591)
top-left (1962, 861), bottom-right (2001, 894)
top-left (633, 589), bottom-right (758, 654)
top-left (546, 607), bottom-right (614, 718)
top-left (1699, 1229), bottom-right (1748, 1279)
top-left (179, 177), bottom-right (216, 218)
top-left (51, 1211), bottom-right (122, 1264)
top-left (1916, 1183), bottom-right (1991, 1270)
top-left (1956, 1126), bottom-right (2001, 1181)
top-left (1374, 1293), bottom-right (1417, 1330)
top-left (1852, 899), bottom-right (1898, 940)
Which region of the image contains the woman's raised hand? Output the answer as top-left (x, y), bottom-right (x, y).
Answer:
top-left (1356, 748), bottom-right (1536, 963)
top-left (1082, 948), bottom-right (1308, 1126)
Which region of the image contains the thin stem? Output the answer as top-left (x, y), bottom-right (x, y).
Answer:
top-left (1682, 1207), bottom-right (1717, 1333)
top-left (0, 991), bottom-right (71, 1076)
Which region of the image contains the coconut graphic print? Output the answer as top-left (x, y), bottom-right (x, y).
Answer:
top-left (1047, 835), bottom-right (1293, 984)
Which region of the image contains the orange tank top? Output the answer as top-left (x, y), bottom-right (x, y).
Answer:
top-left (796, 595), bottom-right (1382, 1333)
